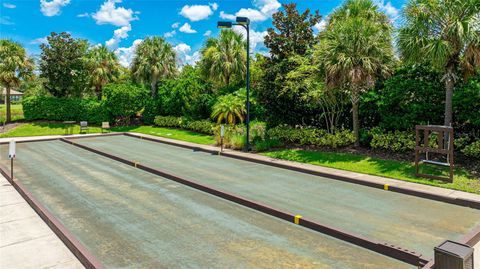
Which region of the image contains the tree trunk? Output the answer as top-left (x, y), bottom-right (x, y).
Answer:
top-left (444, 65), bottom-right (455, 126)
top-left (5, 87), bottom-right (11, 123)
top-left (95, 85), bottom-right (102, 101)
top-left (151, 78), bottom-right (158, 98)
top-left (351, 89), bottom-right (360, 147)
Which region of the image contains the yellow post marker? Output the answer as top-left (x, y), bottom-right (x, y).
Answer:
top-left (294, 215), bottom-right (302, 225)
top-left (384, 184), bottom-right (389, 191)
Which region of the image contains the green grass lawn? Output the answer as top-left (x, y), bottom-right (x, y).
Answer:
top-left (0, 122), bottom-right (215, 145)
top-left (262, 149), bottom-right (480, 194)
top-left (0, 104), bottom-right (24, 122)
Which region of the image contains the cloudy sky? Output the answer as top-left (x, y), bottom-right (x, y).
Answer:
top-left (0, 0), bottom-right (404, 67)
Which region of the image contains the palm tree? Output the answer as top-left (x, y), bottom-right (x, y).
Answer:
top-left (398, 0), bottom-right (480, 126)
top-left (85, 45), bottom-right (120, 99)
top-left (316, 0), bottom-right (394, 146)
top-left (211, 92), bottom-right (246, 124)
top-left (131, 37), bottom-right (176, 97)
top-left (200, 30), bottom-right (246, 86)
top-left (0, 40), bottom-right (33, 123)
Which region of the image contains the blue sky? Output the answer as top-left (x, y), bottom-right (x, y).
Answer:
top-left (0, 0), bottom-right (405, 67)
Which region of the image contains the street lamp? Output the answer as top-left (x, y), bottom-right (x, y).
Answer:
top-left (217, 17), bottom-right (251, 152)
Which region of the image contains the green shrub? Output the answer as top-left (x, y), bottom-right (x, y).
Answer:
top-left (229, 134), bottom-right (246, 150)
top-left (153, 116), bottom-right (215, 135)
top-left (153, 116), bottom-right (186, 128)
top-left (22, 96), bottom-right (109, 124)
top-left (462, 141), bottom-right (480, 158)
top-left (370, 129), bottom-right (416, 152)
top-left (266, 125), bottom-right (354, 148)
top-left (250, 121), bottom-right (266, 143)
top-left (213, 124), bottom-right (244, 146)
top-left (102, 83), bottom-right (148, 124)
top-left (143, 98), bottom-right (162, 124)
top-left (185, 120), bottom-right (215, 135)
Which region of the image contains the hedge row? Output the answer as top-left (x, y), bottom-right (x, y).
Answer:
top-left (266, 125), bottom-right (355, 148)
top-left (153, 116), bottom-right (215, 135)
top-left (23, 96), bottom-right (109, 125)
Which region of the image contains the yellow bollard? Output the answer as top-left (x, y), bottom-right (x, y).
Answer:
top-left (384, 184), bottom-right (389, 191)
top-left (294, 215), bottom-right (302, 225)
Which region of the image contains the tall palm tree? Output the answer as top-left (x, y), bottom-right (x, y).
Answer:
top-left (211, 92), bottom-right (246, 124)
top-left (131, 37), bottom-right (176, 97)
top-left (0, 40), bottom-right (33, 123)
top-left (85, 45), bottom-right (120, 100)
top-left (200, 30), bottom-right (246, 86)
top-left (316, 0), bottom-right (394, 146)
top-left (398, 0), bottom-right (480, 126)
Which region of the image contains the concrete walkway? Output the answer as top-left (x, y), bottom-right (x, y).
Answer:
top-left (0, 175), bottom-right (83, 269)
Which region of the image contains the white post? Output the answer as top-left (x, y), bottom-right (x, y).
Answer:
top-left (8, 139), bottom-right (15, 180)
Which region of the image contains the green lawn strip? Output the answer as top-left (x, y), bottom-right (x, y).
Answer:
top-left (0, 104), bottom-right (24, 122)
top-left (262, 149), bottom-right (480, 194)
top-left (111, 125), bottom-right (215, 145)
top-left (0, 123), bottom-right (215, 145)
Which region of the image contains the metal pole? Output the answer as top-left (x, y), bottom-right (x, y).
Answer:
top-left (245, 24), bottom-right (250, 152)
top-left (10, 158), bottom-right (13, 180)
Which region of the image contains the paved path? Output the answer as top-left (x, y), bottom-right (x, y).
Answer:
top-left (0, 175), bottom-right (83, 269)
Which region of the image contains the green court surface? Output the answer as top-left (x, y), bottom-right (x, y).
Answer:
top-left (74, 135), bottom-right (480, 259)
top-left (0, 141), bottom-right (412, 269)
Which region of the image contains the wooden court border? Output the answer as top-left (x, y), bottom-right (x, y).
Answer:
top-left (60, 137), bottom-right (429, 267)
top-left (0, 165), bottom-right (106, 269)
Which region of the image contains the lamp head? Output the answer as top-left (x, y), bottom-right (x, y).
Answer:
top-left (217, 21), bottom-right (232, 28)
top-left (236, 17), bottom-right (249, 25)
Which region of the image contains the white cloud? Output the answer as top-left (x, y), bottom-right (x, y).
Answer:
top-left (179, 23), bottom-right (197, 34)
top-left (235, 8), bottom-right (267, 22)
top-left (77, 12), bottom-right (89, 18)
top-left (92, 0), bottom-right (138, 27)
top-left (3, 3), bottom-right (16, 9)
top-left (174, 43), bottom-right (191, 54)
top-left (219, 11), bottom-right (236, 20)
top-left (180, 4), bottom-right (215, 21)
top-left (115, 38), bottom-right (142, 67)
top-left (204, 30), bottom-right (212, 37)
top-left (209, 3), bottom-right (218, 11)
top-left (375, 0), bottom-right (399, 21)
top-left (171, 22), bottom-right (180, 28)
top-left (40, 0), bottom-right (71, 17)
top-left (383, 2), bottom-right (399, 18)
top-left (314, 19), bottom-right (327, 32)
top-left (233, 27), bottom-right (267, 52)
top-left (174, 43), bottom-right (200, 67)
top-left (185, 51), bottom-right (201, 66)
top-left (218, 0), bottom-right (279, 23)
top-left (164, 30), bottom-right (176, 38)
top-left (106, 24), bottom-right (131, 49)
top-left (30, 37), bottom-right (48, 44)
top-left (254, 0), bottom-right (281, 16)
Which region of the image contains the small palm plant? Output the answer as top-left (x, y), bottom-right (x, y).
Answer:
top-left (211, 91), bottom-right (246, 124)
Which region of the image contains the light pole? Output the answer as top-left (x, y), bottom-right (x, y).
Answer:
top-left (217, 17), bottom-right (251, 151)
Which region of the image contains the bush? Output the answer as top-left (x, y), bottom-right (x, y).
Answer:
top-left (361, 65), bottom-right (444, 130)
top-left (153, 116), bottom-right (187, 128)
top-left (462, 141), bottom-right (480, 158)
top-left (22, 96), bottom-right (109, 124)
top-left (102, 83), bottom-right (148, 124)
top-left (143, 98), bottom-right (162, 124)
top-left (370, 129), bottom-right (416, 152)
top-left (266, 125), bottom-right (354, 148)
top-left (153, 116), bottom-right (215, 135)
